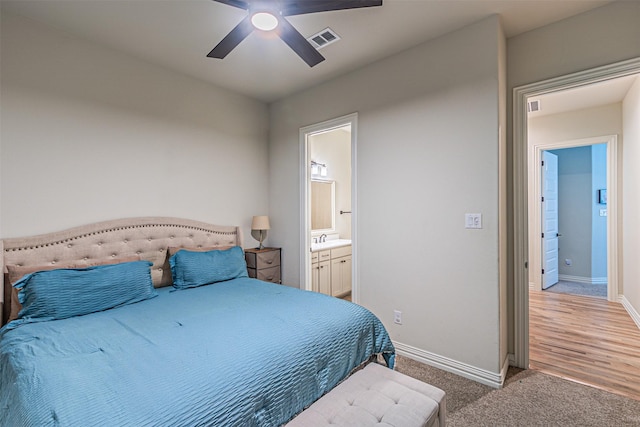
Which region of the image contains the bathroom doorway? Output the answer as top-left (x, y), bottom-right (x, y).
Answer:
top-left (300, 113), bottom-right (357, 301)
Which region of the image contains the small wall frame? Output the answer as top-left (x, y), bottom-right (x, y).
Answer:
top-left (598, 189), bottom-right (607, 205)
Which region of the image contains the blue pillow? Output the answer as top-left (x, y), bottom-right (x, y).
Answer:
top-left (170, 246), bottom-right (248, 289)
top-left (14, 260), bottom-right (157, 323)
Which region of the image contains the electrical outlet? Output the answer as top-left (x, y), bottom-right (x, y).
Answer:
top-left (393, 310), bottom-right (402, 325)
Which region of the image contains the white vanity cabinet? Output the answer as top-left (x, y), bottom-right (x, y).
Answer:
top-left (311, 250), bottom-right (331, 295)
top-left (311, 245), bottom-right (351, 297)
top-left (330, 245), bottom-right (352, 297)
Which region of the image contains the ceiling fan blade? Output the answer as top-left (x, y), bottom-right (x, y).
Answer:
top-left (276, 17), bottom-right (325, 67)
top-left (212, 0), bottom-right (250, 10)
top-left (282, 0), bottom-right (382, 16)
top-left (207, 15), bottom-right (254, 59)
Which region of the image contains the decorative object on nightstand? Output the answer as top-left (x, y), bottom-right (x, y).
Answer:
top-left (245, 247), bottom-right (281, 284)
top-left (251, 215), bottom-right (270, 249)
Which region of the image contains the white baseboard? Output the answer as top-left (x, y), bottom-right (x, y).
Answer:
top-left (558, 274), bottom-right (607, 285)
top-left (394, 341), bottom-right (506, 389)
top-left (618, 295), bottom-right (640, 330)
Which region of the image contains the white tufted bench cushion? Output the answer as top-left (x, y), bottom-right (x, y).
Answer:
top-left (286, 362), bottom-right (446, 427)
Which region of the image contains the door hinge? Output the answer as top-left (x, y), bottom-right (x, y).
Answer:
top-left (541, 232), bottom-right (544, 238)
top-left (541, 160), bottom-right (545, 166)
top-left (541, 196), bottom-right (545, 202)
top-left (542, 269), bottom-right (545, 275)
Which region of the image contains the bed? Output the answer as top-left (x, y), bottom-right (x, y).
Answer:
top-left (0, 217), bottom-right (395, 426)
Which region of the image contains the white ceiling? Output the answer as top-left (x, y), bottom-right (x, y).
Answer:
top-left (1, 0), bottom-right (615, 103)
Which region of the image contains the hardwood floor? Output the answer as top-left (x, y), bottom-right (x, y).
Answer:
top-left (529, 290), bottom-right (640, 401)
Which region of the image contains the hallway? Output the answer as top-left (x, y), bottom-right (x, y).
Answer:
top-left (529, 290), bottom-right (640, 401)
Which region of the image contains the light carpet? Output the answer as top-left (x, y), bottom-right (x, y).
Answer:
top-left (394, 355), bottom-right (640, 426)
top-left (544, 280), bottom-right (607, 298)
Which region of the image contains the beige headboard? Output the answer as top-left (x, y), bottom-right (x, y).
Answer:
top-left (1, 217), bottom-right (243, 325)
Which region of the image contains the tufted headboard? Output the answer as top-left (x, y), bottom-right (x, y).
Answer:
top-left (1, 217), bottom-right (243, 325)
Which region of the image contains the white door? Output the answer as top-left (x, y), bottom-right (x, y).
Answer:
top-left (542, 151), bottom-right (559, 289)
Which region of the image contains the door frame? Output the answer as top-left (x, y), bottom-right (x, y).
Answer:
top-left (299, 113), bottom-right (358, 298)
top-left (529, 135), bottom-right (618, 297)
top-left (513, 56), bottom-right (640, 369)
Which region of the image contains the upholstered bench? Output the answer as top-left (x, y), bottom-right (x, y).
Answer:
top-left (286, 362), bottom-right (446, 427)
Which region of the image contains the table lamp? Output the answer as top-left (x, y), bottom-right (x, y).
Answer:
top-left (251, 215), bottom-right (270, 249)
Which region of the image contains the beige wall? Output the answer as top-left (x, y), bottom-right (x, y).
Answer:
top-left (270, 16), bottom-right (506, 381)
top-left (622, 77), bottom-right (640, 314)
top-left (497, 15), bottom-right (509, 374)
top-left (0, 12), bottom-right (269, 245)
top-left (507, 1), bottom-right (640, 90)
top-left (529, 104), bottom-right (623, 145)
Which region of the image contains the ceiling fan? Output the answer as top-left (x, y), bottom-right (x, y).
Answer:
top-left (208, 0), bottom-right (383, 67)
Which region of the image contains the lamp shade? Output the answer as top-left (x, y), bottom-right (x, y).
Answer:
top-left (251, 215), bottom-right (271, 230)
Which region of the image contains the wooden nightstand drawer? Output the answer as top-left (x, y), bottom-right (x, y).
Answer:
top-left (245, 247), bottom-right (282, 284)
top-left (255, 250), bottom-right (280, 269)
top-left (254, 265), bottom-right (281, 283)
top-left (245, 249), bottom-right (280, 269)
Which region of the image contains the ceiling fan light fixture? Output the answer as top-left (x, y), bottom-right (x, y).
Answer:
top-left (209, 0), bottom-right (383, 66)
top-left (251, 12), bottom-right (279, 31)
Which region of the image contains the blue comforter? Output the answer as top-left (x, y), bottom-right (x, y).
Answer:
top-left (0, 278), bottom-right (394, 426)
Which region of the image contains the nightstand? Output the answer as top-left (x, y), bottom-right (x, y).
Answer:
top-left (245, 247), bottom-right (281, 284)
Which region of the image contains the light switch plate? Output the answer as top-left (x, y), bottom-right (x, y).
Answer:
top-left (465, 213), bottom-right (482, 229)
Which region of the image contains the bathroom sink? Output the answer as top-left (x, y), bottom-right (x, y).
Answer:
top-left (311, 239), bottom-right (352, 251)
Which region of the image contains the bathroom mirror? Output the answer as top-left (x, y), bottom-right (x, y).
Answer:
top-left (311, 180), bottom-right (335, 232)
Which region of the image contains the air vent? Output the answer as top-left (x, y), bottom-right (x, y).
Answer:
top-left (527, 99), bottom-right (541, 113)
top-left (307, 28), bottom-right (341, 50)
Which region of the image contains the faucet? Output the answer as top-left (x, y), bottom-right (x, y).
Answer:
top-left (319, 234), bottom-right (327, 243)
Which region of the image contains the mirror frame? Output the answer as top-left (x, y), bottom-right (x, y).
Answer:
top-left (310, 179), bottom-right (336, 234)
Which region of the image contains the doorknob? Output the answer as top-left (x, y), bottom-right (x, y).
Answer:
top-left (557, 233), bottom-right (562, 237)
